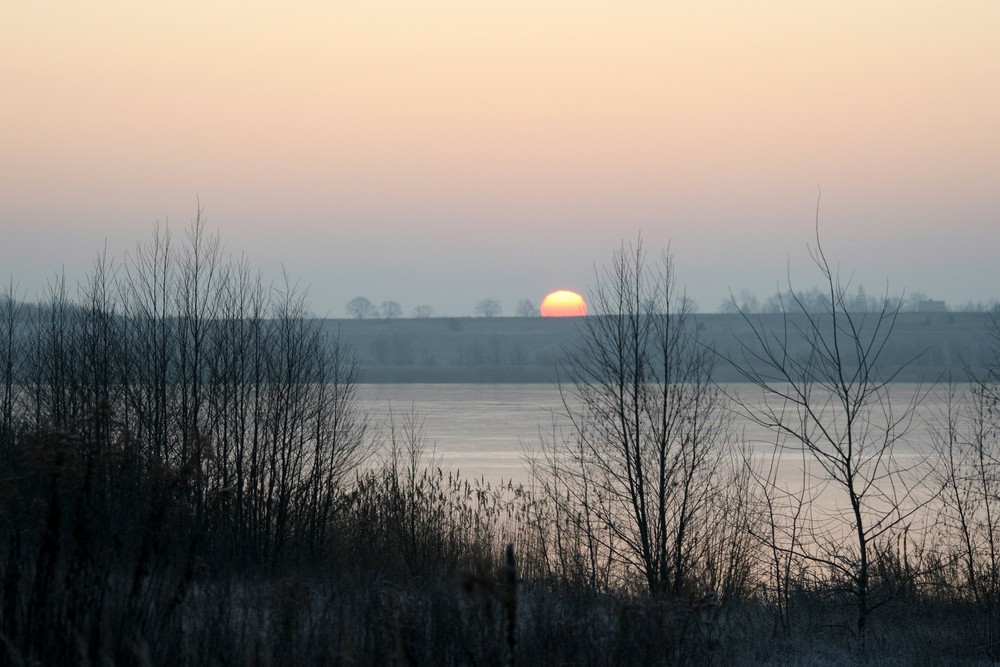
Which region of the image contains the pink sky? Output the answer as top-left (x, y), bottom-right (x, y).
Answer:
top-left (2, 2), bottom-right (998, 315)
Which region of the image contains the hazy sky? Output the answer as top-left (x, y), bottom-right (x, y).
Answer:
top-left (3, 2), bottom-right (998, 315)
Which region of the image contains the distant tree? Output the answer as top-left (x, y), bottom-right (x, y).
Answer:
top-left (902, 292), bottom-right (928, 312)
top-left (411, 304), bottom-right (434, 318)
top-left (956, 299), bottom-right (1000, 313)
top-left (380, 300), bottom-right (403, 319)
top-left (346, 296), bottom-right (378, 319)
top-left (762, 287), bottom-right (830, 314)
top-left (515, 299), bottom-right (538, 317)
top-left (722, 289), bottom-right (761, 314)
top-left (475, 298), bottom-right (502, 318)
top-left (845, 284), bottom-right (881, 312)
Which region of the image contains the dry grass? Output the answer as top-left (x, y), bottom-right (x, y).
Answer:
top-left (3, 416), bottom-right (997, 666)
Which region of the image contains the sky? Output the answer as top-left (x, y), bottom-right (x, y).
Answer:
top-left (2, 2), bottom-right (998, 316)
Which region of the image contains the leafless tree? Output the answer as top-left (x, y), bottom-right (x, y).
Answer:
top-left (931, 316), bottom-right (1000, 637)
top-left (8, 211), bottom-right (373, 568)
top-left (742, 433), bottom-right (810, 635)
top-left (475, 298), bottom-right (502, 318)
top-left (516, 299), bottom-right (538, 317)
top-left (412, 304), bottom-right (434, 318)
top-left (726, 219), bottom-right (934, 643)
top-left (532, 238), bottom-right (744, 597)
top-left (933, 385), bottom-right (1000, 611)
top-left (381, 300), bottom-right (403, 319)
top-left (347, 296), bottom-right (378, 320)
top-left (0, 280), bottom-right (25, 449)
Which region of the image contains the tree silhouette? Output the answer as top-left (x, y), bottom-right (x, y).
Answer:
top-left (515, 299), bottom-right (538, 317)
top-left (532, 238), bottom-right (738, 595)
top-left (412, 304), bottom-right (435, 318)
top-left (346, 296), bottom-right (378, 319)
top-left (380, 301), bottom-right (403, 319)
top-left (475, 298), bottom-right (502, 318)
top-left (726, 222), bottom-right (932, 645)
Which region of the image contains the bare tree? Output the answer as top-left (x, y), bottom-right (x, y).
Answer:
top-left (119, 221), bottom-right (176, 460)
top-left (346, 296), bottom-right (378, 320)
top-left (8, 213), bottom-right (374, 569)
top-left (726, 220), bottom-right (934, 644)
top-left (516, 299), bottom-right (538, 317)
top-left (933, 384), bottom-right (1000, 620)
top-left (475, 298), bottom-right (502, 318)
top-left (0, 280), bottom-right (25, 449)
top-left (742, 434), bottom-right (810, 635)
top-left (932, 317), bottom-right (1000, 638)
top-left (412, 304), bottom-right (434, 318)
top-left (175, 211), bottom-right (223, 491)
top-left (532, 238), bottom-right (742, 596)
top-left (381, 301), bottom-right (403, 319)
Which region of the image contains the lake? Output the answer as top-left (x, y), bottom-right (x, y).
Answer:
top-left (357, 383), bottom-right (951, 485)
top-left (357, 384), bottom-right (567, 481)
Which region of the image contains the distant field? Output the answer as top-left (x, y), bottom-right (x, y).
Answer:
top-left (320, 312), bottom-right (996, 383)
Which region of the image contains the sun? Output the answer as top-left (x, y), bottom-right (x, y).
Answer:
top-left (540, 290), bottom-right (587, 317)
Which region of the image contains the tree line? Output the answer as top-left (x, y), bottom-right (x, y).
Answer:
top-left (344, 296), bottom-right (544, 319)
top-left (720, 286), bottom-right (1000, 315)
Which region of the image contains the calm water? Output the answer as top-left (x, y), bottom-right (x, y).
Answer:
top-left (357, 384), bottom-right (567, 481)
top-left (357, 383), bottom-right (947, 485)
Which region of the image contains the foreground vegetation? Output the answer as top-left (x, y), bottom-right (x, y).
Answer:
top-left (2, 219), bottom-right (1000, 665)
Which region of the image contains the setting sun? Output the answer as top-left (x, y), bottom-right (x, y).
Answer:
top-left (540, 290), bottom-right (587, 317)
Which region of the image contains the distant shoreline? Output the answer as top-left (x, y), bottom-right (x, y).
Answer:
top-left (323, 311), bottom-right (995, 384)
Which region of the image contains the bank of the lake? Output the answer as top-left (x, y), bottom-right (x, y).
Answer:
top-left (325, 311), bottom-right (996, 383)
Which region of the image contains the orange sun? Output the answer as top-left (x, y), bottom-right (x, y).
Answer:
top-left (540, 290), bottom-right (587, 317)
